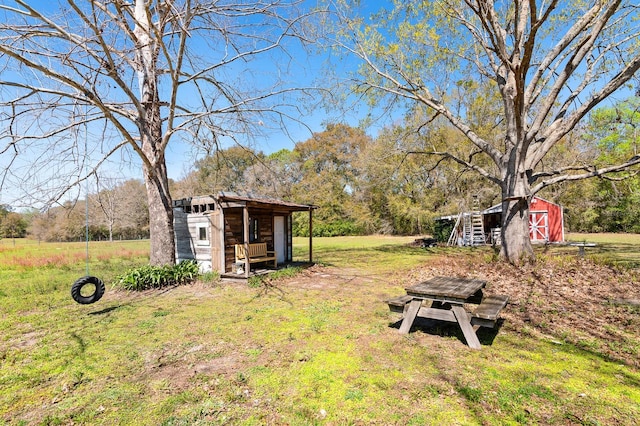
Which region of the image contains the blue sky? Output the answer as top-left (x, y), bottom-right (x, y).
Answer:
top-left (0, 0), bottom-right (379, 209)
top-left (4, 1), bottom-right (637, 210)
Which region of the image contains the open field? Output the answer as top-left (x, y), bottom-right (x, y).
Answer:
top-left (563, 233), bottom-right (640, 269)
top-left (1, 236), bottom-right (639, 425)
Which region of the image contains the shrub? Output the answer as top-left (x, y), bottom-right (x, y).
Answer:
top-left (115, 260), bottom-right (199, 291)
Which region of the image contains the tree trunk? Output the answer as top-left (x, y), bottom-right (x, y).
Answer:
top-left (135, 0), bottom-right (175, 266)
top-left (500, 171), bottom-right (534, 264)
top-left (140, 92), bottom-right (175, 266)
top-left (500, 197), bottom-right (534, 264)
top-left (144, 162), bottom-right (175, 266)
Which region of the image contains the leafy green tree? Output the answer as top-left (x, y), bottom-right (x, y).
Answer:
top-left (180, 146), bottom-right (264, 196)
top-left (292, 124), bottom-right (371, 236)
top-left (330, 1), bottom-right (640, 263)
top-left (588, 99), bottom-right (640, 165)
top-left (0, 212), bottom-right (27, 239)
top-left (571, 98), bottom-right (640, 232)
top-left (237, 149), bottom-right (300, 199)
top-left (0, 204), bottom-right (10, 235)
top-left (355, 120), bottom-right (443, 235)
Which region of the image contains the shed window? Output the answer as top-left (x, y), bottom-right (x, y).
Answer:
top-left (197, 225), bottom-right (208, 245)
top-left (249, 218), bottom-right (259, 243)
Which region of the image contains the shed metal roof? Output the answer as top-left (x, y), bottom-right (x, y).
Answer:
top-left (482, 196), bottom-right (561, 215)
top-left (173, 192), bottom-right (316, 212)
top-left (217, 191), bottom-right (316, 211)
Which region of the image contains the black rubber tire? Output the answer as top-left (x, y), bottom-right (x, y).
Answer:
top-left (71, 276), bottom-right (105, 304)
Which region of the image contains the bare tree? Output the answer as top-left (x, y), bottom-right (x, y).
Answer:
top-left (90, 179), bottom-right (117, 243)
top-left (90, 177), bottom-right (145, 241)
top-left (330, 1), bottom-right (640, 263)
top-left (0, 0), bottom-right (318, 264)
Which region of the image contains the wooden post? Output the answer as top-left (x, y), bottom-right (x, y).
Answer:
top-left (452, 306), bottom-right (482, 349)
top-left (208, 212), bottom-right (221, 272)
top-left (217, 207), bottom-right (225, 272)
top-left (309, 208), bottom-right (313, 263)
top-left (398, 299), bottom-right (421, 334)
top-left (243, 205), bottom-right (250, 278)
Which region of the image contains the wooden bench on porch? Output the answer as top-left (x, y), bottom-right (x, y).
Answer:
top-left (235, 242), bottom-right (277, 269)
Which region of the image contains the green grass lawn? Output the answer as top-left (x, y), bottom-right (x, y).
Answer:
top-left (563, 233), bottom-right (640, 268)
top-left (1, 236), bottom-right (639, 425)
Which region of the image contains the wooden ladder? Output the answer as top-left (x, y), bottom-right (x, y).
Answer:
top-left (462, 213), bottom-right (472, 245)
top-left (470, 196), bottom-right (486, 246)
top-left (447, 213), bottom-right (462, 246)
top-left (448, 196), bottom-right (486, 246)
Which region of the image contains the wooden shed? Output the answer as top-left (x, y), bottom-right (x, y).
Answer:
top-left (173, 192), bottom-right (316, 277)
top-left (482, 196), bottom-right (565, 243)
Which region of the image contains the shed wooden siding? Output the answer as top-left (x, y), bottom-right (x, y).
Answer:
top-left (480, 196), bottom-right (565, 244)
top-left (222, 209), bottom-right (240, 271)
top-left (209, 211), bottom-right (223, 272)
top-left (174, 208), bottom-right (220, 272)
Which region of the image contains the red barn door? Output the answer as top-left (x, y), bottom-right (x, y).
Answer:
top-left (529, 211), bottom-right (549, 242)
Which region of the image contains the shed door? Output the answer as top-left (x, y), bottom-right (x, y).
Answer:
top-left (208, 211), bottom-right (222, 271)
top-left (274, 216), bottom-right (286, 264)
top-left (529, 211), bottom-right (549, 242)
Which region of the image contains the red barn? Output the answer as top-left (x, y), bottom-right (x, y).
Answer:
top-left (482, 196), bottom-right (565, 243)
top-left (528, 196), bottom-right (565, 242)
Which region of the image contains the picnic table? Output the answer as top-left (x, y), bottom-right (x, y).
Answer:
top-left (569, 242), bottom-right (597, 257)
top-left (387, 276), bottom-right (508, 349)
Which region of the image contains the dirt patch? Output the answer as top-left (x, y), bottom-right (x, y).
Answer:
top-left (284, 264), bottom-right (377, 290)
top-left (140, 341), bottom-right (247, 393)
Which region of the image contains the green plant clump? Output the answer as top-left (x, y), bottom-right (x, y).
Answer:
top-left (200, 270), bottom-right (220, 284)
top-left (248, 265), bottom-right (303, 288)
top-left (115, 259), bottom-right (200, 291)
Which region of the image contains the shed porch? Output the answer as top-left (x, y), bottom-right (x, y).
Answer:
top-left (174, 192), bottom-right (317, 278)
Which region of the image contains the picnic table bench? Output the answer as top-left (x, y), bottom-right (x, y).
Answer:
top-left (386, 276), bottom-right (509, 349)
top-left (235, 242), bottom-right (277, 269)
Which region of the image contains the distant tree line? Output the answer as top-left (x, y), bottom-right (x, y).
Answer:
top-left (170, 97), bottom-right (640, 237)
top-left (2, 180), bottom-right (149, 243)
top-left (3, 98), bottom-right (639, 241)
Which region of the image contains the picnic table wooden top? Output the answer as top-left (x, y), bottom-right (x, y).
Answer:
top-left (405, 276), bottom-right (486, 304)
top-left (569, 242), bottom-right (597, 247)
